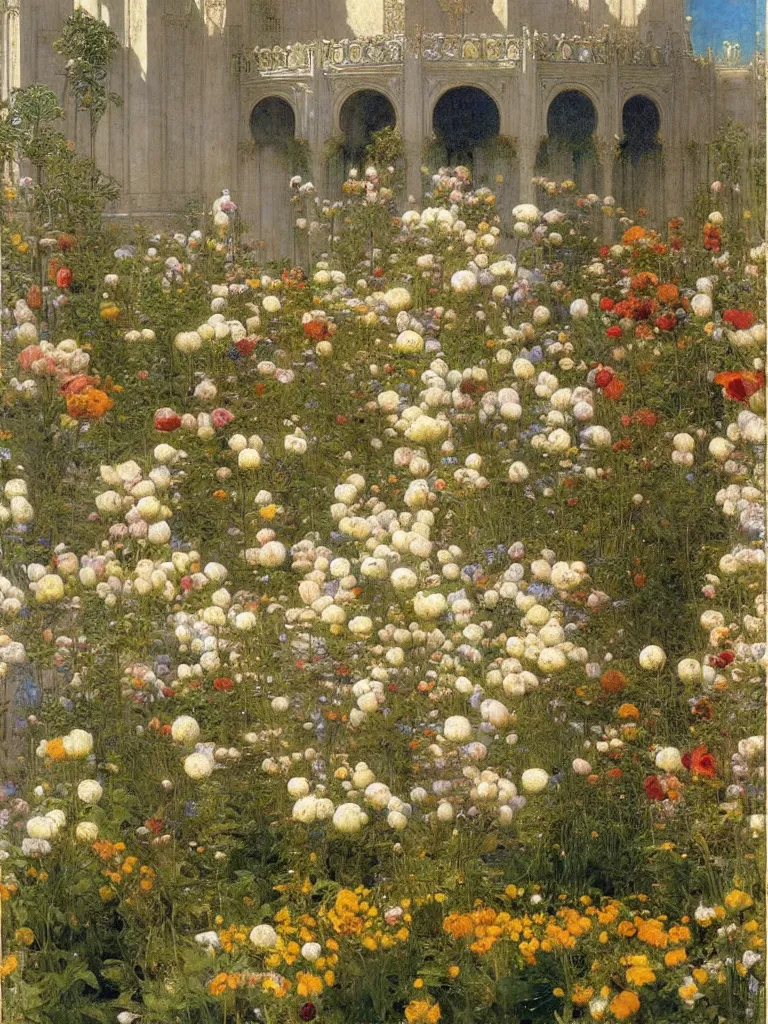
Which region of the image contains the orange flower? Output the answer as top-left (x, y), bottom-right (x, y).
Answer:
top-left (571, 983), bottom-right (594, 1005)
top-left (46, 737), bottom-right (66, 761)
top-left (617, 703), bottom-right (639, 719)
top-left (665, 947), bottom-right (688, 967)
top-left (405, 1000), bottom-right (441, 1024)
top-left (656, 283), bottom-right (679, 304)
top-left (600, 669), bottom-right (627, 694)
top-left (622, 226), bottom-right (646, 245)
top-left (626, 965), bottom-right (656, 986)
top-left (610, 989), bottom-right (641, 1019)
top-left (0, 954), bottom-right (18, 979)
top-left (65, 387), bottom-right (114, 420)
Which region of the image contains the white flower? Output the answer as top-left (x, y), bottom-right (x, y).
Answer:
top-left (570, 298), bottom-right (589, 319)
top-left (77, 779), bottom-right (103, 805)
top-left (332, 802), bottom-right (368, 833)
top-left (450, 270), bottom-right (477, 294)
top-left (413, 591), bottom-right (447, 620)
top-left (655, 746), bottom-right (683, 772)
top-left (512, 203), bottom-right (540, 224)
top-left (35, 574), bottom-right (64, 604)
top-left (171, 716), bottom-right (200, 744)
top-left (195, 930), bottom-right (220, 949)
top-left (382, 287), bottom-right (412, 311)
top-left (677, 659), bottom-right (701, 684)
top-left (10, 495), bottom-right (34, 523)
top-left (27, 816), bottom-right (56, 840)
top-left (691, 293), bottom-right (713, 318)
top-left (520, 768), bottom-right (549, 794)
top-left (287, 777), bottom-right (310, 799)
top-left (75, 821), bottom-right (99, 843)
top-left (639, 645), bottom-right (666, 671)
top-left (444, 715), bottom-right (472, 742)
top-left (394, 330), bottom-right (424, 354)
top-left (572, 758), bottom-right (592, 775)
top-left (62, 729), bottom-right (93, 758)
top-left (238, 448), bottom-right (261, 470)
top-left (250, 924), bottom-right (278, 949)
top-left (184, 752), bottom-right (214, 780)
top-left (262, 296), bottom-right (281, 314)
top-left (292, 796), bottom-right (318, 823)
top-left (301, 942), bottom-right (322, 962)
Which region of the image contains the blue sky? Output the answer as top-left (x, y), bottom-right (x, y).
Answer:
top-left (688, 0), bottom-right (763, 56)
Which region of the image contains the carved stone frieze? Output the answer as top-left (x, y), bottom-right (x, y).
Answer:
top-left (321, 36), bottom-right (405, 69)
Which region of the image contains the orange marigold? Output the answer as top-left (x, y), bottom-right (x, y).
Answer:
top-left (610, 989), bottom-right (641, 1019)
top-left (65, 387), bottom-right (114, 420)
top-left (622, 226), bottom-right (646, 245)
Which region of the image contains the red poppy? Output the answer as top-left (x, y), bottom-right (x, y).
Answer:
top-left (633, 408), bottom-right (659, 427)
top-left (154, 407), bottom-right (181, 432)
top-left (26, 285), bottom-right (43, 309)
top-left (685, 745), bottom-right (717, 778)
top-left (599, 296), bottom-right (615, 311)
top-left (713, 370), bottom-right (764, 404)
top-left (235, 336), bottom-right (256, 357)
top-left (56, 266), bottom-right (73, 288)
top-left (708, 649), bottom-right (735, 669)
top-left (299, 1004), bottom-right (317, 1021)
top-left (145, 817), bottom-right (164, 835)
top-left (722, 309), bottom-right (755, 331)
top-left (58, 233), bottom-right (77, 251)
top-left (595, 368), bottom-right (614, 388)
top-left (606, 325), bottom-right (622, 338)
top-left (603, 378), bottom-right (625, 401)
top-left (303, 320), bottom-right (330, 341)
top-left (643, 775), bottom-right (665, 801)
top-left (213, 676), bottom-right (234, 692)
top-left (599, 246), bottom-right (610, 259)
top-left (655, 314), bottom-right (676, 332)
top-left (703, 224), bottom-right (721, 252)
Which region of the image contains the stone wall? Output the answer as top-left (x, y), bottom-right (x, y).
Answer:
top-left (2, 1), bottom-right (763, 255)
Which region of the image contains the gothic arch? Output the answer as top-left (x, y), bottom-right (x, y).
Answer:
top-left (250, 96), bottom-right (296, 145)
top-left (336, 88), bottom-right (398, 168)
top-left (615, 94), bottom-right (664, 223)
top-left (536, 89), bottom-right (600, 196)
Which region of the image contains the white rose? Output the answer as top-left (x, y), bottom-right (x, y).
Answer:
top-left (77, 779), bottom-right (103, 805)
top-left (171, 715), bottom-right (200, 744)
top-left (639, 645), bottom-right (666, 671)
top-left (691, 293), bottom-right (713, 318)
top-left (184, 752), bottom-right (214, 780)
top-left (332, 803), bottom-right (367, 833)
top-left (444, 715), bottom-right (472, 743)
top-left (35, 574), bottom-right (64, 604)
top-left (250, 924), bottom-right (278, 949)
top-left (62, 729), bottom-right (93, 758)
top-left (655, 746), bottom-right (683, 772)
top-left (75, 821), bottom-right (99, 843)
top-left (521, 768), bottom-right (549, 794)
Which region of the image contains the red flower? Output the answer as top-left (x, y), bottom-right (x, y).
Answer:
top-left (643, 775), bottom-right (665, 801)
top-left (154, 407), bottom-right (181, 432)
top-left (303, 320), bottom-right (330, 341)
top-left (655, 314), bottom-right (676, 332)
top-left (299, 1004), bottom-right (317, 1021)
top-left (603, 378), bottom-right (625, 401)
top-left (595, 368), bottom-right (615, 389)
top-left (723, 309), bottom-right (755, 331)
top-left (606, 325), bottom-right (622, 338)
top-left (599, 297), bottom-right (615, 311)
top-left (211, 407), bottom-right (234, 428)
top-left (633, 408), bottom-right (658, 427)
top-left (235, 336), bottom-right (256, 357)
top-left (56, 266), bottom-right (73, 288)
top-left (687, 745), bottom-right (717, 778)
top-left (145, 817), bottom-right (164, 835)
top-left (708, 649), bottom-right (735, 669)
top-left (58, 233), bottom-right (77, 251)
top-left (213, 676), bottom-right (234, 692)
top-left (713, 370), bottom-right (764, 404)
top-left (599, 246), bottom-right (610, 259)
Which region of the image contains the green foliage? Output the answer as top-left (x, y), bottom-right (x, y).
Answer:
top-left (53, 8), bottom-right (123, 147)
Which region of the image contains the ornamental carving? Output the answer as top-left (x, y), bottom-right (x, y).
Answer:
top-left (321, 36), bottom-right (405, 68)
top-left (532, 31), bottom-right (674, 67)
top-left (421, 34), bottom-right (521, 63)
top-left (238, 42), bottom-right (311, 75)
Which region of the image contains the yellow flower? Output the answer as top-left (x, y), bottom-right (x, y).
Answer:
top-left (404, 1000), bottom-right (441, 1024)
top-left (296, 971), bottom-right (323, 998)
top-left (626, 966), bottom-right (656, 987)
top-left (448, 966), bottom-right (460, 979)
top-left (665, 948), bottom-right (687, 967)
top-left (14, 928), bottom-right (34, 946)
top-left (0, 955), bottom-right (18, 979)
top-left (725, 889), bottom-right (753, 912)
top-left (259, 503), bottom-right (278, 521)
top-left (692, 968), bottom-right (709, 984)
top-left (571, 984), bottom-right (594, 1006)
top-left (10, 233), bottom-right (21, 246)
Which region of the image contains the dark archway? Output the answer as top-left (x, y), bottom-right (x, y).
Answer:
top-left (615, 95), bottom-right (664, 223)
top-left (537, 90), bottom-right (599, 195)
top-left (432, 86), bottom-right (501, 170)
top-left (250, 96), bottom-right (296, 145)
top-left (619, 95), bottom-right (661, 164)
top-left (248, 98), bottom-right (297, 260)
top-left (339, 90), bottom-right (396, 170)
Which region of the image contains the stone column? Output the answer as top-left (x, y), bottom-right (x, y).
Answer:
top-left (124, 0), bottom-right (150, 212)
top-left (309, 40), bottom-right (329, 198)
top-left (403, 29), bottom-right (423, 204)
top-left (202, 0), bottom-right (235, 205)
top-left (517, 26), bottom-right (537, 202)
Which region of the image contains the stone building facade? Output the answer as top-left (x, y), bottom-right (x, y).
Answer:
top-left (2, 0), bottom-right (764, 255)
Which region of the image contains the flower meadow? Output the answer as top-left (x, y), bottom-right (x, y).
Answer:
top-left (0, 165), bottom-right (765, 1024)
